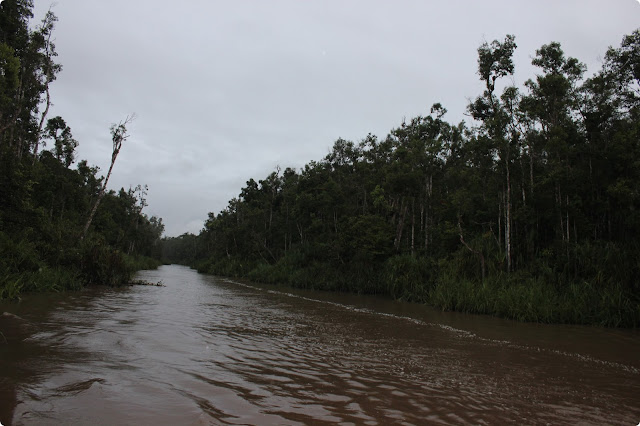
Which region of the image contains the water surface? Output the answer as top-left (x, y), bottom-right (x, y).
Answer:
top-left (1, 265), bottom-right (638, 425)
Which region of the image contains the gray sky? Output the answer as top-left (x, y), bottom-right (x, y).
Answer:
top-left (32, 0), bottom-right (639, 236)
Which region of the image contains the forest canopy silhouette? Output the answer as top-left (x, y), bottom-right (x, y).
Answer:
top-left (163, 29), bottom-right (640, 327)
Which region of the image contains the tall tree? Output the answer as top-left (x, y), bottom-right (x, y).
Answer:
top-left (469, 34), bottom-right (518, 272)
top-left (0, 2), bottom-right (61, 158)
top-left (33, 8), bottom-right (62, 161)
top-left (521, 42), bottom-right (585, 249)
top-left (82, 115), bottom-right (135, 240)
top-left (43, 116), bottom-right (77, 167)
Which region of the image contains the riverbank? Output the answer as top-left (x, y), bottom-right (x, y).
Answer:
top-left (193, 255), bottom-right (640, 328)
top-left (0, 233), bottom-right (162, 300)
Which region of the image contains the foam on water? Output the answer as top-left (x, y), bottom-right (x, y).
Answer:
top-left (221, 277), bottom-right (640, 376)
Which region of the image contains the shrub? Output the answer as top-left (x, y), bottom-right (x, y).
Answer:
top-left (384, 255), bottom-right (434, 302)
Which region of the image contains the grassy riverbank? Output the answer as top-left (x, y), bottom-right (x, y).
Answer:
top-left (428, 277), bottom-right (638, 328)
top-left (193, 254), bottom-right (640, 328)
top-left (0, 232), bottom-right (162, 300)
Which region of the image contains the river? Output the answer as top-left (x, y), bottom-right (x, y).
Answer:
top-left (0, 265), bottom-right (638, 425)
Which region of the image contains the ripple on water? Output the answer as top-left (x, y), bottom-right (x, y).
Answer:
top-left (2, 265), bottom-right (639, 425)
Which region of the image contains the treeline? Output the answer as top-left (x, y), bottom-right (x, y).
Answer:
top-left (0, 1), bottom-right (164, 299)
top-left (165, 31), bottom-right (640, 326)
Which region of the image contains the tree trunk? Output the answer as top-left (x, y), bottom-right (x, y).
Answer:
top-left (394, 199), bottom-right (408, 251)
top-left (81, 116), bottom-right (133, 241)
top-left (411, 199), bottom-right (415, 256)
top-left (420, 201), bottom-right (424, 250)
top-left (297, 222), bottom-right (304, 244)
top-left (498, 191), bottom-right (502, 253)
top-left (566, 195), bottom-right (570, 242)
top-left (499, 137), bottom-right (513, 274)
top-left (81, 159), bottom-right (116, 240)
top-left (506, 158), bottom-right (512, 273)
top-left (425, 175), bottom-right (432, 252)
top-left (458, 216), bottom-right (485, 281)
top-left (529, 144), bottom-right (534, 197)
top-left (33, 84), bottom-right (51, 163)
top-left (558, 185), bottom-right (565, 242)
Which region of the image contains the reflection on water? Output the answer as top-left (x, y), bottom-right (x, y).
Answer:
top-left (0, 265), bottom-right (639, 425)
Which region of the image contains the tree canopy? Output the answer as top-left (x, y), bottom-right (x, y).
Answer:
top-left (0, 2), bottom-right (164, 298)
top-left (165, 30), bottom-right (640, 327)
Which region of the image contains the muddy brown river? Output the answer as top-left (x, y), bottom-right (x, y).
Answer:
top-left (0, 265), bottom-right (638, 425)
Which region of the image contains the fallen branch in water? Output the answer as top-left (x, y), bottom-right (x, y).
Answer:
top-left (127, 280), bottom-right (165, 287)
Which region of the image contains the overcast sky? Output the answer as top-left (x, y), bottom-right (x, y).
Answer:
top-left (31, 0), bottom-right (639, 236)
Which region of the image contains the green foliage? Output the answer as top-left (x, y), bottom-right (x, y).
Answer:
top-left (203, 256), bottom-right (258, 278)
top-left (340, 214), bottom-right (393, 262)
top-left (247, 251), bottom-right (305, 285)
top-left (0, 42), bottom-right (20, 112)
top-left (162, 29), bottom-right (640, 327)
top-left (428, 274), bottom-right (639, 327)
top-left (79, 238), bottom-right (129, 286)
top-left (79, 240), bottom-right (161, 287)
top-left (0, 230), bottom-right (83, 299)
top-left (476, 34), bottom-right (517, 94)
top-left (0, 3), bottom-right (164, 300)
top-left (384, 255), bottom-right (433, 302)
top-left (44, 116), bottom-right (78, 167)
top-left (0, 267), bottom-right (83, 300)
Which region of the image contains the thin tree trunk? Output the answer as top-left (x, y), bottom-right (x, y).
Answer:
top-left (81, 158), bottom-right (117, 240)
top-left (33, 85), bottom-right (51, 163)
top-left (558, 185), bottom-right (565, 242)
top-left (458, 216), bottom-right (485, 281)
top-left (566, 195), bottom-right (570, 242)
top-left (394, 199), bottom-right (408, 251)
top-left (425, 175), bottom-right (432, 252)
top-left (529, 144), bottom-right (534, 197)
top-left (420, 201), bottom-right (424, 250)
top-left (497, 192), bottom-right (501, 252)
top-left (363, 188), bottom-right (367, 215)
top-left (505, 153), bottom-right (512, 273)
top-left (297, 222), bottom-right (303, 244)
top-left (81, 115), bottom-right (134, 241)
top-left (411, 199), bottom-right (415, 256)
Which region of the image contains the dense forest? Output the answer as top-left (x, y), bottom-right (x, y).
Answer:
top-left (0, 1), bottom-right (164, 299)
top-left (164, 30), bottom-right (640, 327)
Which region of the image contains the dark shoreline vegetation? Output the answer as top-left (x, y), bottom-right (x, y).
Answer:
top-left (1, 3), bottom-right (639, 328)
top-left (0, 2), bottom-right (163, 300)
top-left (164, 30), bottom-right (640, 327)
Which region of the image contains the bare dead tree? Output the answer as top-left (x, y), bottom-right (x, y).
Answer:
top-left (81, 114), bottom-right (136, 241)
